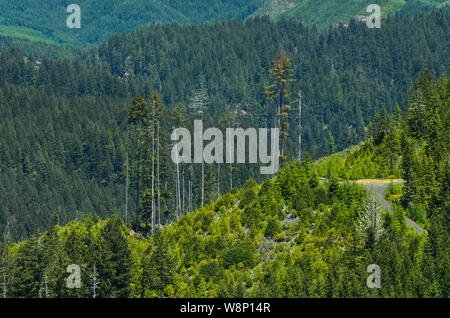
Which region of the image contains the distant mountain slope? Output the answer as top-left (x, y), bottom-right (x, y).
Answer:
top-left (252, 0), bottom-right (450, 29)
top-left (0, 0), bottom-right (265, 48)
top-left (2, 0), bottom-right (448, 49)
top-left (249, 0), bottom-right (301, 18)
top-left (0, 35), bottom-right (77, 59)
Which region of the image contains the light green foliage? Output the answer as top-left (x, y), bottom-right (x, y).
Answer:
top-left (5, 130), bottom-right (447, 297)
top-left (254, 0), bottom-right (449, 30)
top-left (358, 192), bottom-right (384, 244)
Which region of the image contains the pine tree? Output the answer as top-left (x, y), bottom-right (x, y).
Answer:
top-left (141, 237), bottom-right (175, 297)
top-left (97, 217), bottom-right (132, 298)
top-left (265, 51), bottom-right (295, 163)
top-left (358, 192), bottom-right (384, 248)
top-left (89, 262), bottom-right (101, 298)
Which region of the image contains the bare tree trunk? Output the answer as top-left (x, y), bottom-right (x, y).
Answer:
top-left (217, 162), bottom-right (220, 199)
top-left (175, 133), bottom-right (181, 219)
top-left (125, 133), bottom-right (129, 224)
top-left (151, 120), bottom-right (155, 234)
top-left (201, 113), bottom-right (204, 208)
top-left (2, 223), bottom-right (9, 298)
top-left (157, 121), bottom-right (161, 230)
top-left (90, 262), bottom-right (100, 299)
top-left (201, 160), bottom-right (204, 208)
top-left (298, 91), bottom-right (302, 162)
top-left (135, 135), bottom-right (141, 229)
top-left (189, 180), bottom-right (192, 213)
top-left (182, 173), bottom-right (185, 216)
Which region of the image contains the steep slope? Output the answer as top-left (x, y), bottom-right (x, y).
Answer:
top-left (0, 158), bottom-right (444, 298)
top-left (249, 0), bottom-right (301, 18)
top-left (0, 35), bottom-right (77, 59)
top-left (1, 0), bottom-right (447, 48)
top-left (315, 72), bottom-right (448, 233)
top-left (0, 0), bottom-right (265, 48)
top-left (252, 0), bottom-right (450, 30)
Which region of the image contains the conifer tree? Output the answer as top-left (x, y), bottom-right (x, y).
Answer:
top-left (265, 51), bottom-right (295, 163)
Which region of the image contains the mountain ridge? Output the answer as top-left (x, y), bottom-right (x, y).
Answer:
top-left (0, 0), bottom-right (448, 48)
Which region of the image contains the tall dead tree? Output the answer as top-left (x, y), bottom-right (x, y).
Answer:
top-left (298, 91), bottom-right (302, 162)
top-left (189, 77), bottom-right (209, 208)
top-left (128, 95), bottom-right (148, 230)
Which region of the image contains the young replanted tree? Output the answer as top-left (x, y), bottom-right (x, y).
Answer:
top-left (89, 262), bottom-right (101, 299)
top-left (358, 192), bottom-right (384, 248)
top-left (328, 131), bottom-right (335, 155)
top-left (141, 237), bottom-right (175, 298)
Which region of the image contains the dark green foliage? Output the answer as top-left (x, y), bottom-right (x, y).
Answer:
top-left (242, 206), bottom-right (262, 229)
top-left (199, 259), bottom-right (220, 281)
top-left (264, 218), bottom-right (282, 238)
top-left (97, 217), bottom-right (133, 298)
top-left (221, 242), bottom-right (257, 269)
top-left (141, 237), bottom-right (175, 297)
top-left (214, 193), bottom-right (235, 212)
top-left (0, 0), bottom-right (266, 48)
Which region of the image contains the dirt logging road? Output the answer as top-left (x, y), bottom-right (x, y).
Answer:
top-left (355, 179), bottom-right (424, 235)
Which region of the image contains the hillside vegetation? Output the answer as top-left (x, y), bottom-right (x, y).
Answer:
top-left (0, 13), bottom-right (448, 240)
top-left (0, 0), bottom-right (265, 48)
top-left (317, 72), bottom-right (449, 229)
top-left (253, 0), bottom-right (450, 30)
top-left (0, 0), bottom-right (448, 48)
top-left (0, 73), bottom-right (447, 298)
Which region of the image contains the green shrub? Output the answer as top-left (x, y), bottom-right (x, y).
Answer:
top-left (264, 218), bottom-right (282, 238)
top-left (214, 193), bottom-right (235, 212)
top-left (241, 205), bottom-right (262, 228)
top-left (220, 244), bottom-right (256, 269)
top-left (199, 260), bottom-right (219, 280)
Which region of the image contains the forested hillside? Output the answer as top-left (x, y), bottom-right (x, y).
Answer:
top-left (316, 72), bottom-right (449, 230)
top-left (0, 12), bottom-right (448, 240)
top-left (0, 0), bottom-right (447, 48)
top-left (0, 35), bottom-right (77, 60)
top-left (253, 0), bottom-right (450, 30)
top-left (1, 73), bottom-right (447, 298)
top-left (0, 0), bottom-right (265, 47)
